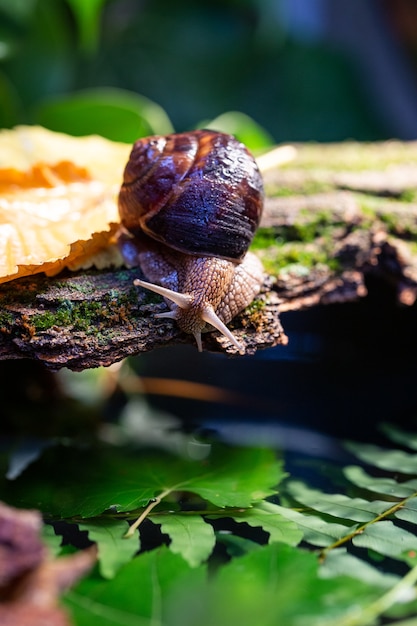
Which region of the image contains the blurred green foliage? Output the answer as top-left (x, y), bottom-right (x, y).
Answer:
top-left (0, 0), bottom-right (381, 147)
top-left (34, 87), bottom-right (174, 142)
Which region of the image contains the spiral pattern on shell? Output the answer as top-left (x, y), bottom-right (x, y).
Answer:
top-left (118, 129), bottom-right (264, 262)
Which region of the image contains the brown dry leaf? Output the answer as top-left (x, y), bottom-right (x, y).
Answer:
top-left (0, 501), bottom-right (96, 626)
top-left (0, 126), bottom-right (131, 283)
top-left (0, 501), bottom-right (45, 586)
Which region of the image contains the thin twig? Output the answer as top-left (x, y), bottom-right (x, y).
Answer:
top-left (124, 488), bottom-right (173, 539)
top-left (319, 491), bottom-right (417, 561)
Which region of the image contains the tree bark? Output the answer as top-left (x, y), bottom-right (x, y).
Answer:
top-left (1, 140), bottom-right (416, 370)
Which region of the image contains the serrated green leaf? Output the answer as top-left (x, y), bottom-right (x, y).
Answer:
top-left (344, 465), bottom-right (417, 498)
top-left (66, 546), bottom-right (206, 626)
top-left (321, 548), bottom-right (400, 588)
top-left (3, 442), bottom-right (283, 518)
top-left (224, 501), bottom-right (302, 546)
top-left (270, 503), bottom-right (353, 547)
top-left (395, 497), bottom-right (417, 524)
top-left (183, 447), bottom-right (284, 507)
top-left (151, 514), bottom-right (215, 567)
top-left (287, 480), bottom-right (390, 522)
top-left (352, 521), bottom-right (417, 558)
top-left (79, 520), bottom-right (139, 579)
top-left (345, 442), bottom-right (417, 474)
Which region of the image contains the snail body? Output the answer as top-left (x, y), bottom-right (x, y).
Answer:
top-left (118, 129), bottom-right (264, 352)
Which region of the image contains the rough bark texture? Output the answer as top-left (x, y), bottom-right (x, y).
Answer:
top-left (1, 140), bottom-right (416, 370)
top-left (259, 141), bottom-right (417, 311)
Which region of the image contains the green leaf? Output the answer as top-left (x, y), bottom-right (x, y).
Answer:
top-left (287, 480), bottom-right (391, 522)
top-left (165, 544), bottom-right (379, 626)
top-left (65, 544), bottom-right (380, 626)
top-left (4, 442), bottom-right (283, 518)
top-left (344, 465), bottom-right (417, 498)
top-left (5, 445), bottom-right (158, 517)
top-left (224, 501), bottom-right (303, 546)
top-left (182, 447), bottom-right (284, 508)
top-left (199, 111), bottom-right (274, 151)
top-left (151, 514), bottom-right (215, 567)
top-left (381, 424), bottom-right (417, 452)
top-left (321, 548), bottom-right (400, 589)
top-left (270, 503), bottom-right (353, 547)
top-left (34, 88), bottom-right (174, 143)
top-left (345, 442), bottom-right (417, 474)
top-left (352, 521), bottom-right (417, 558)
top-left (395, 497), bottom-right (417, 524)
top-left (79, 520), bottom-right (139, 579)
top-left (66, 546), bottom-right (206, 626)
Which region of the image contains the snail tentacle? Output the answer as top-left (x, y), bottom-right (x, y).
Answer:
top-left (133, 278), bottom-right (192, 309)
top-left (201, 306), bottom-right (244, 353)
top-left (119, 130), bottom-right (265, 353)
top-left (134, 277), bottom-right (243, 352)
top-left (155, 311), bottom-right (178, 320)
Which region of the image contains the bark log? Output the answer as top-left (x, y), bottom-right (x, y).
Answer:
top-left (1, 140), bottom-right (416, 370)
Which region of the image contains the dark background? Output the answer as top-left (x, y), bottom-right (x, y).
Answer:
top-left (2, 0), bottom-right (417, 143)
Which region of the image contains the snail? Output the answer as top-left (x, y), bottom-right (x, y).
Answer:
top-left (118, 129), bottom-right (264, 352)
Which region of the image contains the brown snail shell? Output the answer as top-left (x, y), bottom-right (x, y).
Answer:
top-left (118, 129), bottom-right (264, 352)
top-left (119, 130), bottom-right (263, 261)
